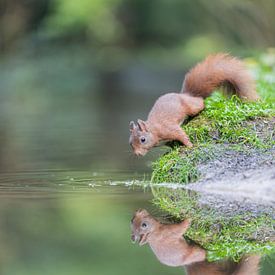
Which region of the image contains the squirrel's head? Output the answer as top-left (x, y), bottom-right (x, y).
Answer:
top-left (131, 209), bottom-right (158, 246)
top-left (129, 120), bottom-right (155, 156)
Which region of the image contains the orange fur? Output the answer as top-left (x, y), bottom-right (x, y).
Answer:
top-left (183, 53), bottom-right (259, 100)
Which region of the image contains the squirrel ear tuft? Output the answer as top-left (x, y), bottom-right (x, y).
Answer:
top-left (135, 208), bottom-right (150, 216)
top-left (137, 119), bottom-right (148, 131)
top-left (129, 121), bottom-right (137, 131)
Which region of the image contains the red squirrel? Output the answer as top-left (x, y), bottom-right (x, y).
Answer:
top-left (129, 53), bottom-right (259, 156)
top-left (131, 209), bottom-right (206, 266)
top-left (131, 209), bottom-right (260, 275)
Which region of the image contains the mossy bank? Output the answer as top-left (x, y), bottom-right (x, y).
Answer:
top-left (151, 85), bottom-right (274, 184)
top-left (150, 53), bottom-right (275, 262)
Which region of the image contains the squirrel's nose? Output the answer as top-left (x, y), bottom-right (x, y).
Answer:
top-left (132, 149), bottom-right (141, 156)
top-left (135, 150), bottom-right (147, 156)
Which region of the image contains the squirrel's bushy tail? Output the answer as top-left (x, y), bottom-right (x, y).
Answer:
top-left (182, 53), bottom-right (259, 101)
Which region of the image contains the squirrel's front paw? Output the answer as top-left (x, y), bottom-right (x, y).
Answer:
top-left (180, 218), bottom-right (192, 233)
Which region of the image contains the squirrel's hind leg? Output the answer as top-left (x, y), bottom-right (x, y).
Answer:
top-left (180, 94), bottom-right (204, 116)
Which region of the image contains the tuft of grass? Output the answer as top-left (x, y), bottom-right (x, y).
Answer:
top-left (152, 187), bottom-right (275, 262)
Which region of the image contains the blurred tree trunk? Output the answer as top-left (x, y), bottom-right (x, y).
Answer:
top-left (0, 0), bottom-right (49, 53)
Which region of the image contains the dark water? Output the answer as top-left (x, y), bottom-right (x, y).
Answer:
top-left (0, 47), bottom-right (274, 274)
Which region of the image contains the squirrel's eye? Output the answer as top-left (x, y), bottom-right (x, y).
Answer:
top-left (141, 222), bottom-right (147, 228)
top-left (140, 137), bottom-right (146, 143)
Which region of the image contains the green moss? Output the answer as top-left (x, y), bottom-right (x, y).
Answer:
top-left (151, 145), bottom-right (215, 183)
top-left (184, 91), bottom-right (274, 146)
top-left (152, 187), bottom-right (275, 262)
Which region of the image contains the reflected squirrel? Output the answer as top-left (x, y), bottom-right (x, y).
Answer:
top-left (131, 209), bottom-right (260, 275)
top-left (131, 209), bottom-right (206, 266)
top-left (129, 53), bottom-right (259, 156)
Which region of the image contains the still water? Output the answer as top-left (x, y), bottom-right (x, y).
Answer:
top-left (0, 48), bottom-right (274, 274)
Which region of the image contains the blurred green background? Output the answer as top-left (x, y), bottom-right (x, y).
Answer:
top-left (0, 1), bottom-right (274, 274)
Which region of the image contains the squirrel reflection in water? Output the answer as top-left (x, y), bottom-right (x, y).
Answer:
top-left (131, 209), bottom-right (260, 275)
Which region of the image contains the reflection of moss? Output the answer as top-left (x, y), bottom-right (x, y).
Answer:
top-left (261, 253), bottom-right (275, 274)
top-left (152, 187), bottom-right (275, 262)
top-left (151, 78), bottom-right (275, 184)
